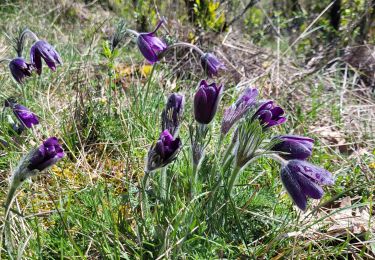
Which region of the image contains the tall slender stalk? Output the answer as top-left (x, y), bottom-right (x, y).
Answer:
top-left (159, 167), bottom-right (167, 201)
top-left (227, 165), bottom-right (242, 196)
top-left (141, 172), bottom-right (150, 217)
top-left (144, 64), bottom-right (156, 104)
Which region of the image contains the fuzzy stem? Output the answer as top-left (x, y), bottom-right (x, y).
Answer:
top-left (265, 153), bottom-right (288, 166)
top-left (22, 29), bottom-right (39, 42)
top-left (126, 29), bottom-right (140, 37)
top-left (167, 42), bottom-right (205, 55)
top-left (141, 172), bottom-right (150, 217)
top-left (1, 184), bottom-right (19, 257)
top-left (0, 59), bottom-right (12, 64)
top-left (144, 64), bottom-right (156, 103)
top-left (190, 162), bottom-right (199, 200)
top-left (159, 167), bottom-right (167, 201)
top-left (222, 140), bottom-right (235, 165)
top-left (227, 165), bottom-right (243, 196)
top-left (158, 42), bottom-right (205, 61)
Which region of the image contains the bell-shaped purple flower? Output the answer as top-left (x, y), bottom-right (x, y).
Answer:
top-left (194, 80), bottom-right (223, 124)
top-left (146, 130), bottom-right (181, 172)
top-left (9, 58), bottom-right (33, 83)
top-left (281, 160), bottom-right (334, 210)
top-left (221, 88), bottom-right (258, 135)
top-left (200, 53), bottom-right (225, 77)
top-left (30, 40), bottom-right (62, 75)
top-left (28, 137), bottom-right (64, 172)
top-left (161, 93), bottom-right (185, 137)
top-left (271, 135), bottom-right (314, 160)
top-left (5, 100), bottom-right (39, 128)
top-left (252, 100), bottom-right (286, 128)
top-left (137, 20), bottom-right (167, 64)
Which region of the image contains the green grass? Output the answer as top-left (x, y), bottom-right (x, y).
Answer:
top-left (0, 0), bottom-right (374, 259)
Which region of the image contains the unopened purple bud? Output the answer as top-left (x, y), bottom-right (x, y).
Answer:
top-left (281, 159), bottom-right (334, 210)
top-left (161, 93), bottom-right (185, 137)
top-left (221, 87), bottom-right (258, 135)
top-left (28, 137), bottom-right (64, 172)
top-left (194, 80), bottom-right (223, 124)
top-left (5, 100), bottom-right (39, 128)
top-left (271, 135), bottom-right (314, 160)
top-left (200, 53), bottom-right (225, 77)
top-left (9, 58), bottom-right (33, 83)
top-left (137, 19), bottom-right (167, 64)
top-left (146, 130), bottom-right (181, 172)
top-left (30, 40), bottom-right (62, 75)
top-left (252, 100), bottom-right (286, 128)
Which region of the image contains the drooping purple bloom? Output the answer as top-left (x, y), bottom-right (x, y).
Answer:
top-left (161, 93), bottom-right (185, 137)
top-left (8, 58), bottom-right (33, 83)
top-left (271, 135), bottom-right (314, 160)
top-left (146, 130), bottom-right (182, 172)
top-left (5, 100), bottom-right (39, 128)
top-left (281, 160), bottom-right (334, 210)
top-left (30, 40), bottom-right (62, 75)
top-left (200, 53), bottom-right (225, 77)
top-left (194, 80), bottom-right (223, 124)
top-left (252, 100), bottom-right (286, 128)
top-left (137, 19), bottom-right (167, 64)
top-left (28, 137), bottom-right (64, 172)
top-left (221, 87), bottom-right (258, 135)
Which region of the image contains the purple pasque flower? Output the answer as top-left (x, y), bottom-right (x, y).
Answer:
top-left (252, 100), bottom-right (286, 128)
top-left (137, 19), bottom-right (167, 64)
top-left (5, 100), bottom-right (39, 128)
top-left (30, 40), bottom-right (62, 75)
top-left (9, 57), bottom-right (33, 83)
top-left (194, 80), bottom-right (223, 124)
top-left (281, 159), bottom-right (334, 210)
top-left (146, 130), bottom-right (182, 172)
top-left (271, 135), bottom-right (314, 160)
top-left (221, 87), bottom-right (258, 135)
top-left (200, 52), bottom-right (225, 77)
top-left (161, 93), bottom-right (185, 137)
top-left (28, 137), bottom-right (64, 172)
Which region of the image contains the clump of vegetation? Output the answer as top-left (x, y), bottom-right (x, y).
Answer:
top-left (0, 0), bottom-right (374, 259)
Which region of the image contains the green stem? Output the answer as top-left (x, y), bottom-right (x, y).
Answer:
top-left (227, 165), bottom-right (243, 196)
top-left (2, 185), bottom-right (19, 258)
top-left (159, 167), bottom-right (167, 201)
top-left (190, 163), bottom-right (199, 199)
top-left (158, 42), bottom-right (205, 60)
top-left (141, 172), bottom-right (150, 217)
top-left (222, 140), bottom-right (235, 165)
top-left (20, 84), bottom-right (27, 104)
top-left (144, 64), bottom-right (156, 104)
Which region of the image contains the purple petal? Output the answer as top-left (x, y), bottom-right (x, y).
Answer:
top-left (288, 160), bottom-right (334, 186)
top-left (281, 166), bottom-right (307, 210)
top-left (272, 139), bottom-right (313, 160)
top-left (295, 171), bottom-right (324, 199)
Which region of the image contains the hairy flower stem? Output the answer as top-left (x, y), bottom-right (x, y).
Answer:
top-left (159, 167), bottom-right (167, 201)
top-left (21, 29), bottom-right (39, 42)
top-left (144, 64), bottom-right (156, 104)
top-left (266, 153), bottom-right (288, 166)
top-left (1, 185), bottom-right (18, 257)
top-left (190, 162), bottom-right (199, 199)
top-left (126, 29), bottom-right (140, 37)
top-left (158, 42), bottom-right (205, 60)
top-left (141, 172), bottom-right (150, 218)
top-left (0, 59), bottom-right (12, 64)
top-left (227, 165), bottom-right (243, 196)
